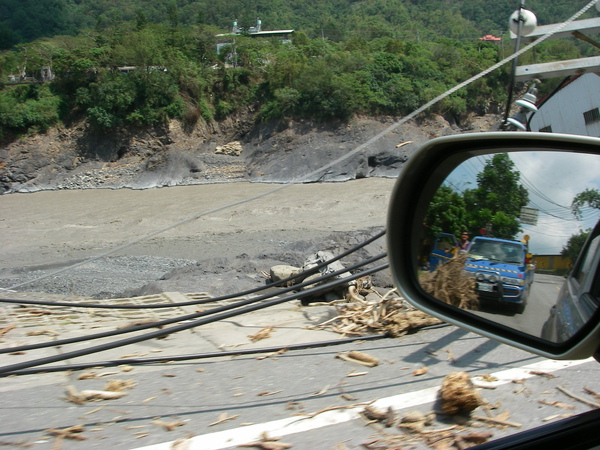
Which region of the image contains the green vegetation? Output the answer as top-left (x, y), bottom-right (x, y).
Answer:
top-left (562, 188), bottom-right (600, 263)
top-left (572, 188), bottom-right (600, 219)
top-left (562, 228), bottom-right (591, 264)
top-left (0, 1), bottom-right (596, 138)
top-left (425, 154), bottom-right (529, 241)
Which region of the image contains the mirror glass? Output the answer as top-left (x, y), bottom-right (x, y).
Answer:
top-left (418, 151), bottom-right (600, 343)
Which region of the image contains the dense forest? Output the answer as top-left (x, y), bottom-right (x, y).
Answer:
top-left (0, 0), bottom-right (597, 140)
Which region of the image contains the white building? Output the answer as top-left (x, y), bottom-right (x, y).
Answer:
top-left (527, 73), bottom-right (600, 137)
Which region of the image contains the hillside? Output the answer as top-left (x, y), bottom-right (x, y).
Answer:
top-left (2, 0), bottom-right (592, 194)
top-left (1, 0), bottom-right (591, 48)
top-left (0, 111), bottom-right (501, 194)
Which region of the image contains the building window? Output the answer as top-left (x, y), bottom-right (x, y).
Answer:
top-left (539, 125), bottom-right (553, 133)
top-left (583, 107), bottom-right (600, 125)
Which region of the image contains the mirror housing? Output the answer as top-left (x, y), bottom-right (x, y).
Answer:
top-left (387, 132), bottom-right (600, 360)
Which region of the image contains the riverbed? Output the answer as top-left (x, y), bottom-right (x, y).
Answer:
top-left (0, 179), bottom-right (395, 298)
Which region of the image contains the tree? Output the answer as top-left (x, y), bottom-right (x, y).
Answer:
top-left (423, 185), bottom-right (467, 240)
top-left (572, 188), bottom-right (600, 220)
top-left (463, 153), bottom-right (529, 239)
top-left (562, 228), bottom-right (590, 264)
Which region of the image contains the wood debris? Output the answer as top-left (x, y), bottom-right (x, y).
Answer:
top-left (539, 399), bottom-right (575, 410)
top-left (310, 384), bottom-right (329, 396)
top-left (472, 414), bottom-right (522, 428)
top-left (0, 325), bottom-right (16, 337)
top-left (295, 401), bottom-right (374, 419)
top-left (529, 370), bottom-right (557, 379)
top-left (346, 371), bottom-right (368, 377)
top-left (46, 424), bottom-right (87, 445)
top-left (152, 419), bottom-right (185, 431)
top-left (439, 372), bottom-right (483, 416)
top-left (256, 348), bottom-right (288, 360)
top-left (412, 366), bottom-right (428, 376)
top-left (362, 405), bottom-right (396, 427)
top-left (248, 326), bottom-right (275, 342)
top-left (238, 432), bottom-right (292, 449)
top-left (557, 385), bottom-right (600, 409)
top-left (419, 253), bottom-right (479, 310)
top-left (209, 412), bottom-right (239, 427)
top-left (26, 329), bottom-right (59, 336)
top-left (257, 390), bottom-right (283, 397)
top-left (65, 379), bottom-right (136, 404)
top-left (584, 387), bottom-right (600, 402)
top-left (336, 351), bottom-right (379, 367)
top-left (105, 379), bottom-right (136, 391)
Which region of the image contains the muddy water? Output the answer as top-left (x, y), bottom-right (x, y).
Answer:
top-left (0, 179), bottom-right (396, 269)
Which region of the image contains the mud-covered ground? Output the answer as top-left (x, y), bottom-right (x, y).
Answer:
top-left (0, 179), bottom-right (394, 300)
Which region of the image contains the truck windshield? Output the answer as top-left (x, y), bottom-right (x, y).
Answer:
top-left (468, 240), bottom-right (523, 264)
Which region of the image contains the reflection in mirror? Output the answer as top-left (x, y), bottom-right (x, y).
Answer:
top-left (418, 151), bottom-right (600, 343)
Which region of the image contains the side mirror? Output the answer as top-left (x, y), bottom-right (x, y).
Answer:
top-left (387, 132), bottom-right (600, 360)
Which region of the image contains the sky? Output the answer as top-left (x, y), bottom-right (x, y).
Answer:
top-left (443, 151), bottom-right (600, 255)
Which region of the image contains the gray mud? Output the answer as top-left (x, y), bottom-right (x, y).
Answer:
top-left (0, 179), bottom-right (394, 299)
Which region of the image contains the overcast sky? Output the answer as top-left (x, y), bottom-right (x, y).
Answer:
top-left (444, 151), bottom-right (600, 255)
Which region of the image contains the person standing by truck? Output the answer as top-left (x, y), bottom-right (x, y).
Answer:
top-left (458, 231), bottom-right (470, 252)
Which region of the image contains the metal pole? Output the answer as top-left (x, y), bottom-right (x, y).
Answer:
top-left (502, 0), bottom-right (526, 128)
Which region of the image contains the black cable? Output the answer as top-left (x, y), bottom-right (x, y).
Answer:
top-left (0, 253), bottom-right (387, 355)
top-left (0, 229), bottom-right (387, 309)
top-left (0, 264), bottom-right (388, 375)
top-left (0, 253), bottom-right (388, 355)
top-left (3, 334), bottom-right (390, 376)
top-left (2, 322), bottom-right (453, 377)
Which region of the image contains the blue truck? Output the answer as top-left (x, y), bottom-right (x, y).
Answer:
top-left (463, 236), bottom-right (534, 313)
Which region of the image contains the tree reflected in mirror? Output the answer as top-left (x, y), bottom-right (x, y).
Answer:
top-left (418, 151), bottom-right (600, 343)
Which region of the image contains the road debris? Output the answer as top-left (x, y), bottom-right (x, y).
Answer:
top-left (412, 366), bottom-right (428, 376)
top-left (584, 387), bottom-right (600, 402)
top-left (317, 296), bottom-right (443, 337)
top-left (45, 424), bottom-right (87, 447)
top-left (362, 405), bottom-right (396, 427)
top-left (539, 399), bottom-right (575, 410)
top-left (238, 431), bottom-right (292, 449)
top-left (209, 412), bottom-right (239, 427)
top-left (0, 325), bottom-right (16, 337)
top-left (472, 414), bottom-right (522, 428)
top-left (152, 419), bottom-right (186, 431)
top-left (336, 351), bottom-right (379, 367)
top-left (419, 253), bottom-right (479, 310)
top-left (439, 372), bottom-right (483, 415)
top-left (557, 385), bottom-right (600, 409)
top-left (529, 370), bottom-right (557, 379)
top-left (248, 326), bottom-right (275, 342)
top-left (398, 410), bottom-right (435, 433)
top-left (64, 379), bottom-right (136, 404)
top-left (257, 389), bottom-right (283, 396)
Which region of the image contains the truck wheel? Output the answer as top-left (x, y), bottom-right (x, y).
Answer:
top-left (514, 301), bottom-right (525, 314)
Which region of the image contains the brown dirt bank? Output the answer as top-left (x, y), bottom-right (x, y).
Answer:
top-left (0, 113), bottom-right (500, 193)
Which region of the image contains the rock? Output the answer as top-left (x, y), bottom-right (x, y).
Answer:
top-left (269, 264), bottom-right (302, 286)
top-left (302, 251), bottom-right (349, 280)
top-left (302, 305), bottom-right (339, 324)
top-left (215, 141), bottom-right (243, 156)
